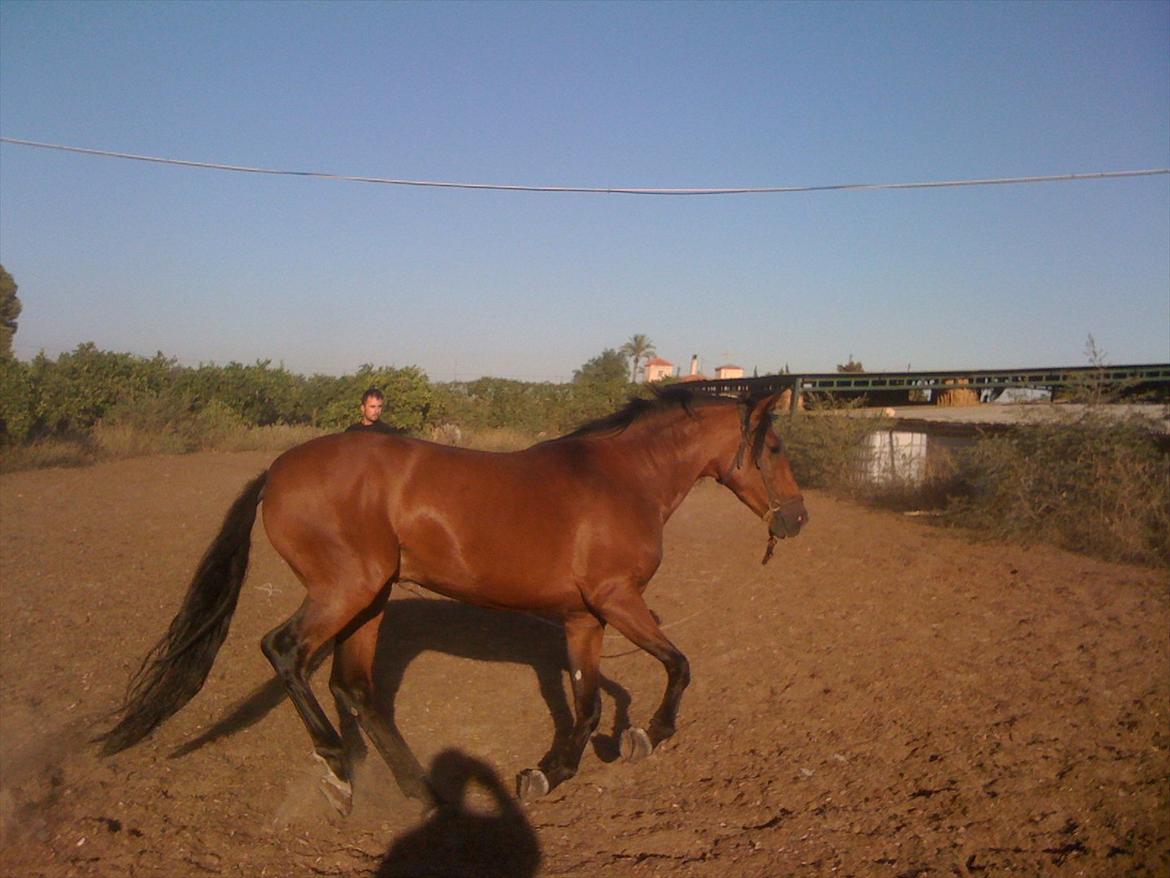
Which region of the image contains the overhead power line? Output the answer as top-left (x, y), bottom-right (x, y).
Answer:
top-left (2, 136), bottom-right (1167, 195)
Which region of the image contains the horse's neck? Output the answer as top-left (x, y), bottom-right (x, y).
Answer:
top-left (603, 407), bottom-right (739, 518)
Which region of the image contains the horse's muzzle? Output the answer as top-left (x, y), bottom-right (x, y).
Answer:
top-left (768, 498), bottom-right (808, 539)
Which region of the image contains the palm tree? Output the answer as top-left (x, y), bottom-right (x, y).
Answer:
top-left (620, 334), bottom-right (656, 383)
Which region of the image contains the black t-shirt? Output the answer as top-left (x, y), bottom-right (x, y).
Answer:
top-left (344, 420), bottom-right (402, 435)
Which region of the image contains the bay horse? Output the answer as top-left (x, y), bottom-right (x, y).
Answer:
top-left (98, 387), bottom-right (807, 812)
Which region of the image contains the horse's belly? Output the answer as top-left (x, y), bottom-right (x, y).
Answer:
top-left (397, 530), bottom-right (582, 615)
top-left (398, 566), bottom-right (583, 615)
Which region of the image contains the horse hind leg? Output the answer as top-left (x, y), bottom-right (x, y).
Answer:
top-left (328, 607), bottom-right (434, 807)
top-left (261, 600), bottom-right (359, 815)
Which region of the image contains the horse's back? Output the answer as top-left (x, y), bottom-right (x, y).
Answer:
top-left (260, 431), bottom-right (570, 564)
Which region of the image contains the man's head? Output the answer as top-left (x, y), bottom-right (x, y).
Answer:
top-left (360, 388), bottom-right (385, 425)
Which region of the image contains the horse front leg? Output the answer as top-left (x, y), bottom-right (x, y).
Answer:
top-left (517, 612), bottom-right (604, 800)
top-left (590, 586), bottom-right (691, 762)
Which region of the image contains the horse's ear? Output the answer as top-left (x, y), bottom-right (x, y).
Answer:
top-left (748, 390), bottom-right (787, 426)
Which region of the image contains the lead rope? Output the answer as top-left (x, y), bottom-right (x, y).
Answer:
top-left (761, 534), bottom-right (778, 566)
top-left (735, 402), bottom-right (782, 566)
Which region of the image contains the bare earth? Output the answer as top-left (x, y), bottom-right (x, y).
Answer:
top-left (1, 451), bottom-right (1167, 878)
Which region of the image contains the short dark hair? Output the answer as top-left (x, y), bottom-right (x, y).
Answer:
top-left (361, 387), bottom-right (385, 403)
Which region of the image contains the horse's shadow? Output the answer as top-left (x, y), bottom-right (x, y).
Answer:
top-left (172, 598), bottom-right (632, 779)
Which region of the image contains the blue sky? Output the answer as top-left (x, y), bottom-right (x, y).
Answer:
top-left (1, 0), bottom-right (1167, 381)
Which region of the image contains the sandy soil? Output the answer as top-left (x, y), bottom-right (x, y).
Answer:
top-left (1, 451), bottom-right (1167, 877)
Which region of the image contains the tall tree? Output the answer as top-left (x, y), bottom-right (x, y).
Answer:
top-left (620, 334), bottom-right (656, 382)
top-left (0, 265), bottom-right (20, 360)
top-left (572, 348), bottom-right (635, 424)
top-left (573, 348), bottom-right (629, 385)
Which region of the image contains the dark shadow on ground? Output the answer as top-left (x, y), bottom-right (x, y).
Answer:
top-left (376, 748), bottom-right (541, 878)
top-left (172, 597), bottom-right (632, 771)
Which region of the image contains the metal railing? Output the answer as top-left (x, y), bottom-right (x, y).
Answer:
top-left (688, 363), bottom-right (1170, 411)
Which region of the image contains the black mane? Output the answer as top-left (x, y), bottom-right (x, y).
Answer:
top-left (562, 385), bottom-right (734, 440)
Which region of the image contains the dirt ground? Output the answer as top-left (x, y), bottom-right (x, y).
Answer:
top-left (1, 451), bottom-right (1167, 878)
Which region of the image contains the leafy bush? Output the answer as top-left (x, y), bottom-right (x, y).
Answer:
top-left (27, 344), bottom-right (177, 436)
top-left (432, 376), bottom-right (641, 438)
top-left (433, 378), bottom-right (561, 434)
top-left (0, 344), bottom-right (434, 444)
top-left (172, 361), bottom-right (306, 427)
top-left (312, 365), bottom-right (434, 432)
top-left (0, 357), bottom-right (35, 442)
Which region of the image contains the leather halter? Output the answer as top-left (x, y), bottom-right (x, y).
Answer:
top-left (732, 401), bottom-right (787, 523)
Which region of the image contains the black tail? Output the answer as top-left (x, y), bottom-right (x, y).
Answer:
top-left (97, 471), bottom-right (269, 755)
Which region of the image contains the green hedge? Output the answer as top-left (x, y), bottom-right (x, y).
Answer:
top-left (0, 343), bottom-right (638, 445)
top-left (0, 344), bottom-right (436, 442)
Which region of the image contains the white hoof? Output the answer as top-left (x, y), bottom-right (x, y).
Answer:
top-left (620, 727), bottom-right (653, 763)
top-left (311, 752), bottom-right (353, 816)
top-left (516, 768), bottom-right (550, 801)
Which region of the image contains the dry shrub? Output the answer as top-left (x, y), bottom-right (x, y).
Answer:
top-left (456, 426), bottom-right (536, 452)
top-left (426, 423), bottom-right (465, 446)
top-left (0, 437), bottom-right (94, 472)
top-left (1, 396), bottom-right (328, 472)
top-left (91, 422), bottom-right (191, 458)
top-left (212, 424), bottom-right (324, 452)
top-left (778, 398), bottom-right (890, 494)
top-left (949, 408), bottom-right (1170, 567)
top-left (92, 396), bottom-right (249, 457)
top-left (92, 412), bottom-right (323, 458)
top-left (782, 412), bottom-right (961, 511)
top-left (781, 398), bottom-right (1169, 567)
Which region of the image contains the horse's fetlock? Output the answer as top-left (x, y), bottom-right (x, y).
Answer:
top-left (543, 762), bottom-right (575, 788)
top-left (587, 708), bottom-right (603, 734)
top-left (648, 719), bottom-right (676, 746)
top-left (584, 694), bottom-right (603, 730)
top-left (312, 745), bottom-right (349, 778)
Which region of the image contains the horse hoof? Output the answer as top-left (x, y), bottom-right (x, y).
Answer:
top-left (516, 768), bottom-right (550, 801)
top-left (620, 727), bottom-right (653, 763)
top-left (312, 752), bottom-right (354, 816)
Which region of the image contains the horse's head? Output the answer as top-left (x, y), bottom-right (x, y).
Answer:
top-left (718, 392), bottom-right (808, 555)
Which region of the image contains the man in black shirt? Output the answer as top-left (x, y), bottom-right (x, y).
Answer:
top-left (345, 387), bottom-right (401, 434)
